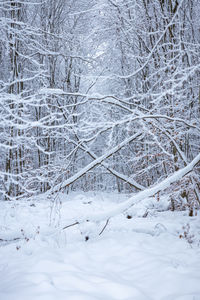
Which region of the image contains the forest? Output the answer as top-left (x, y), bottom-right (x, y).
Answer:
top-left (0, 0), bottom-right (200, 299)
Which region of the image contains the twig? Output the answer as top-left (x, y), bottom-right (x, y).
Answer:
top-left (99, 219), bottom-right (109, 235)
top-left (0, 237), bottom-right (21, 242)
top-left (63, 221), bottom-right (79, 230)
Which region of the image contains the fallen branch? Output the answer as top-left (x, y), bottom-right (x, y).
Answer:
top-left (72, 138), bottom-right (144, 191)
top-left (51, 131), bottom-right (143, 193)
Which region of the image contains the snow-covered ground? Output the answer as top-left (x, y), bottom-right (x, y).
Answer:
top-left (0, 192), bottom-right (200, 300)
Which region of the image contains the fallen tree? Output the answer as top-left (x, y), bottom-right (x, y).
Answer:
top-left (63, 153), bottom-right (200, 229)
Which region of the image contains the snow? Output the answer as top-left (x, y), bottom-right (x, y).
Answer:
top-left (0, 192), bottom-right (200, 300)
